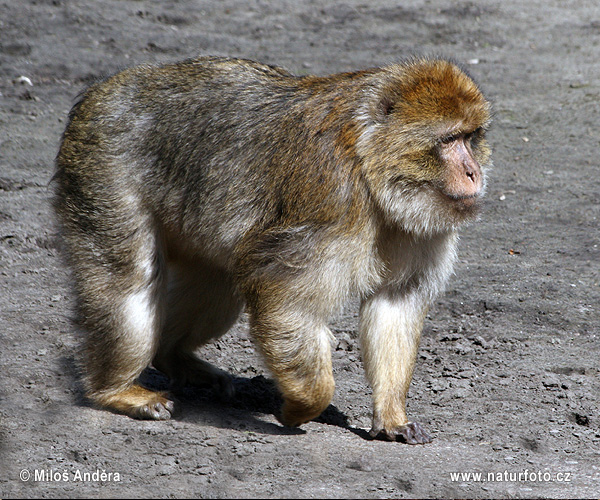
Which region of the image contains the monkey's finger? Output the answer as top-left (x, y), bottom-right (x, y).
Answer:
top-left (395, 422), bottom-right (433, 445)
top-left (369, 422), bottom-right (433, 444)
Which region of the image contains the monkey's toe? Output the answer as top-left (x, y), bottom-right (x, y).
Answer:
top-left (158, 353), bottom-right (235, 401)
top-left (370, 421), bottom-right (432, 445)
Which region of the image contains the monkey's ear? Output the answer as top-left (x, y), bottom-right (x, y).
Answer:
top-left (377, 96), bottom-right (394, 119)
top-left (371, 86), bottom-right (399, 123)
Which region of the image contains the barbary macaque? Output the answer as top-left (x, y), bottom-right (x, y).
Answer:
top-left (54, 56), bottom-right (491, 444)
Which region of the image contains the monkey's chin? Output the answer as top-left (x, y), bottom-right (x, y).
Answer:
top-left (432, 191), bottom-right (483, 230)
top-left (375, 186), bottom-right (482, 235)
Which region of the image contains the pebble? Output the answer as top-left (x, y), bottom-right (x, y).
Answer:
top-left (15, 75), bottom-right (33, 86)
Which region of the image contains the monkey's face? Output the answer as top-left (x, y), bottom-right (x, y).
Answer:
top-left (435, 127), bottom-right (488, 207)
top-left (357, 59), bottom-right (492, 235)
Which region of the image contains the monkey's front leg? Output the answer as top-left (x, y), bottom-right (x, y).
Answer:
top-left (359, 289), bottom-right (432, 444)
top-left (249, 307), bottom-right (335, 427)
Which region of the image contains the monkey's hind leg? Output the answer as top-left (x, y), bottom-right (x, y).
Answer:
top-left (66, 210), bottom-right (173, 420)
top-left (153, 262), bottom-right (244, 399)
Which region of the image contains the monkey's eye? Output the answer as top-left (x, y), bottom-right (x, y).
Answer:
top-left (440, 127), bottom-right (485, 146)
top-left (466, 127), bottom-right (484, 141)
top-left (440, 134), bottom-right (460, 144)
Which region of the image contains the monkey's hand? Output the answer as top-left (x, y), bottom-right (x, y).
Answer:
top-left (369, 421), bottom-right (432, 445)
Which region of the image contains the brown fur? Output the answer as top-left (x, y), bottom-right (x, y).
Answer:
top-left (54, 56), bottom-right (491, 443)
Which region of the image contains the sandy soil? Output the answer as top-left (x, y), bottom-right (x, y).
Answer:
top-left (1, 0), bottom-right (599, 498)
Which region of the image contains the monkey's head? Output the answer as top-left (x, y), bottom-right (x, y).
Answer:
top-left (356, 58), bottom-right (492, 235)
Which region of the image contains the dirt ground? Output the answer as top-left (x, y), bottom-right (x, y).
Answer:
top-left (1, 0), bottom-right (599, 498)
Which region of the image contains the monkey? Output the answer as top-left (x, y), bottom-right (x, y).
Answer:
top-left (53, 55), bottom-right (491, 444)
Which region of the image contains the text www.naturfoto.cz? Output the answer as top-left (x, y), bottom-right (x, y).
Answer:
top-left (450, 470), bottom-right (572, 483)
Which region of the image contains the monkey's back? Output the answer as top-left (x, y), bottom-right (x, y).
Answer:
top-left (55, 56), bottom-right (373, 269)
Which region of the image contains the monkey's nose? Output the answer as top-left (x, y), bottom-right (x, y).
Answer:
top-left (462, 162), bottom-right (482, 194)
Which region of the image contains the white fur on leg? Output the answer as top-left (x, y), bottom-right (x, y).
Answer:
top-left (359, 290), bottom-right (426, 406)
top-left (119, 285), bottom-right (162, 380)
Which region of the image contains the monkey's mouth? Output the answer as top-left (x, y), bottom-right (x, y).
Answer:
top-left (441, 191), bottom-right (483, 212)
top-left (444, 192), bottom-right (480, 202)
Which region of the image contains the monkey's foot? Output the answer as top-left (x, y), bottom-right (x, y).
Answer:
top-left (369, 421), bottom-right (432, 445)
top-left (184, 364), bottom-right (234, 402)
top-left (97, 384), bottom-right (175, 420)
top-left (155, 353), bottom-right (235, 400)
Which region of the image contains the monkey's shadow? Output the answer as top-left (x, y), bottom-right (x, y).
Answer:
top-left (61, 353), bottom-right (370, 439)
top-left (138, 367), bottom-right (370, 439)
